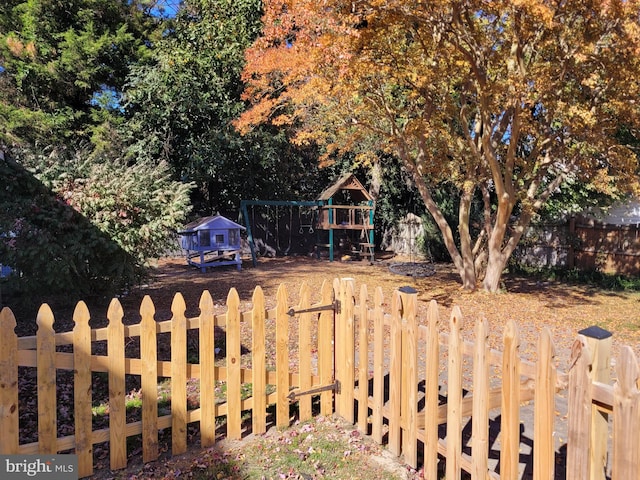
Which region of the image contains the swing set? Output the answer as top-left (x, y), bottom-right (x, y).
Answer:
top-left (240, 174), bottom-right (376, 267)
top-left (240, 200), bottom-right (323, 267)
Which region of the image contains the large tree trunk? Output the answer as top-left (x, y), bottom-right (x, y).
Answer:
top-left (458, 184), bottom-right (478, 291)
top-left (408, 165), bottom-right (477, 291)
top-left (482, 251), bottom-right (508, 292)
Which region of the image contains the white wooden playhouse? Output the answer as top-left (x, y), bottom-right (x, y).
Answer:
top-left (178, 215), bottom-right (245, 272)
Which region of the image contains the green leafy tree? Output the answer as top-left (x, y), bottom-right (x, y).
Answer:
top-left (0, 147), bottom-right (192, 302)
top-left (124, 0), bottom-right (324, 215)
top-left (0, 1), bottom-right (195, 304)
top-left (238, 0), bottom-right (640, 292)
top-left (0, 0), bottom-right (160, 147)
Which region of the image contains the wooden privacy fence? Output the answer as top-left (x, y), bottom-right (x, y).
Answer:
top-left (1, 278), bottom-right (640, 479)
top-left (515, 217), bottom-right (640, 276)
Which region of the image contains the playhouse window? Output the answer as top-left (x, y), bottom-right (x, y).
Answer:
top-left (215, 234), bottom-right (225, 246)
top-left (198, 230), bottom-right (211, 247)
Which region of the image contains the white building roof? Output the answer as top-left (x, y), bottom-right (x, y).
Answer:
top-left (181, 215), bottom-right (246, 232)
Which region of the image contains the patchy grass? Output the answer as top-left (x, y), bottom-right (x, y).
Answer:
top-left (94, 416), bottom-right (418, 480)
top-left (236, 417), bottom-right (405, 480)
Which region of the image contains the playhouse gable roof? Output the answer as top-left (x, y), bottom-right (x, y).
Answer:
top-left (317, 173), bottom-right (372, 202)
top-left (182, 214), bottom-right (245, 232)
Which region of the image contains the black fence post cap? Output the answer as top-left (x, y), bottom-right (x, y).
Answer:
top-left (578, 325), bottom-right (612, 340)
top-left (398, 286), bottom-right (418, 294)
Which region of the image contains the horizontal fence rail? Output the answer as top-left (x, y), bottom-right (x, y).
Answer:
top-left (1, 278), bottom-right (638, 479)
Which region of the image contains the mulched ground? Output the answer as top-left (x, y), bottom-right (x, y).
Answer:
top-left (114, 253), bottom-right (640, 372)
top-left (10, 252), bottom-right (640, 367)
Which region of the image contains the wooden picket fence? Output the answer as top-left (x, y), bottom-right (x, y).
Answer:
top-left (1, 278), bottom-right (639, 479)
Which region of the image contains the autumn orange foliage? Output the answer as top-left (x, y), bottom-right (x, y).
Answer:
top-left (237, 0), bottom-right (640, 292)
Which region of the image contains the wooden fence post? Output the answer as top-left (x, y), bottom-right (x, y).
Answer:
top-left (445, 306), bottom-right (464, 480)
top-left (339, 278), bottom-right (356, 423)
top-left (388, 289), bottom-right (403, 457)
top-left (275, 283), bottom-right (290, 429)
top-left (0, 307), bottom-right (19, 454)
top-left (357, 284), bottom-right (370, 434)
top-left (569, 216), bottom-right (576, 269)
top-left (578, 326), bottom-right (612, 480)
top-left (73, 302), bottom-right (93, 477)
top-left (423, 300), bottom-right (441, 480)
top-left (298, 282), bottom-right (313, 422)
top-left (171, 293), bottom-right (188, 455)
top-left (371, 287), bottom-right (385, 444)
top-left (471, 318), bottom-right (490, 480)
top-left (398, 286), bottom-right (418, 469)
top-left (567, 335), bottom-right (592, 480)
top-left (501, 320), bottom-right (521, 480)
top-left (612, 346), bottom-right (640, 479)
top-left (318, 281), bottom-right (334, 417)
top-left (251, 286), bottom-right (267, 434)
top-left (37, 304), bottom-right (57, 455)
top-left (332, 279), bottom-right (342, 416)
top-left (226, 288), bottom-right (242, 440)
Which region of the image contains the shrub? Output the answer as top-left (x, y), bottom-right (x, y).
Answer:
top-left (0, 148), bottom-right (192, 303)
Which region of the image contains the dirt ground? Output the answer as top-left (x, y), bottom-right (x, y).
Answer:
top-left (11, 252), bottom-right (640, 366)
top-left (115, 253), bottom-right (640, 371)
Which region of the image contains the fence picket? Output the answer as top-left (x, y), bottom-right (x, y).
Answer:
top-left (140, 296), bottom-right (159, 462)
top-left (199, 290), bottom-right (216, 447)
top-left (318, 280), bottom-right (334, 417)
top-left (612, 346), bottom-right (640, 479)
top-left (534, 327), bottom-right (556, 480)
top-left (357, 284), bottom-right (369, 434)
top-left (251, 286), bottom-right (267, 434)
top-left (332, 278), bottom-right (341, 416)
top-left (567, 336), bottom-right (592, 480)
top-left (371, 287), bottom-right (385, 444)
top-left (170, 293), bottom-right (188, 455)
top-left (226, 288), bottom-right (242, 440)
top-left (445, 306), bottom-right (464, 480)
top-left (298, 282), bottom-right (312, 421)
top-left (0, 307), bottom-right (19, 454)
top-left (400, 287), bottom-right (418, 469)
top-left (276, 283), bottom-right (290, 428)
top-left (73, 301), bottom-right (93, 477)
top-left (36, 304), bottom-right (57, 454)
top-left (388, 289), bottom-right (402, 456)
top-left (340, 278), bottom-right (356, 423)
top-left (582, 328), bottom-right (611, 480)
top-left (423, 300), bottom-right (441, 480)
top-left (501, 320), bottom-right (521, 479)
top-left (471, 318), bottom-right (490, 480)
top-left (107, 298), bottom-right (127, 470)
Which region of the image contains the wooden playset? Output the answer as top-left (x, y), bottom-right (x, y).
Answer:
top-left (240, 173), bottom-right (375, 266)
